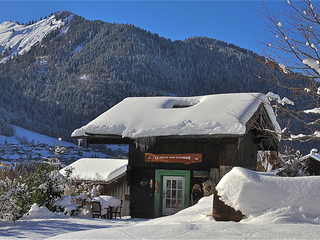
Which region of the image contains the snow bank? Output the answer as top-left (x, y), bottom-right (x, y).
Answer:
top-left (216, 167), bottom-right (320, 223)
top-left (21, 204), bottom-right (59, 219)
top-left (72, 93), bottom-right (280, 139)
top-left (53, 196), bottom-right (78, 215)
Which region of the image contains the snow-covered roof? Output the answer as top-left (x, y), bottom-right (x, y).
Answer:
top-left (59, 158), bottom-right (128, 183)
top-left (72, 93), bottom-right (280, 139)
top-left (300, 149), bottom-right (320, 162)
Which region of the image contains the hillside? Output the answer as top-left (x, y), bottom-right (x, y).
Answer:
top-left (0, 125), bottom-right (110, 167)
top-left (0, 11), bottom-right (313, 152)
top-left (0, 125), bottom-right (128, 167)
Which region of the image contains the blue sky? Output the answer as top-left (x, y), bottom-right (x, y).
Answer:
top-left (0, 1), bottom-right (285, 55)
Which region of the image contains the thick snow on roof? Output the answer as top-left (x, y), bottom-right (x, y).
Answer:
top-left (72, 92), bottom-right (280, 139)
top-left (216, 167), bottom-right (320, 223)
top-left (59, 158), bottom-right (127, 183)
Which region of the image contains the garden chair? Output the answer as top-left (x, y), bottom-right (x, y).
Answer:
top-left (91, 201), bottom-right (108, 218)
top-left (110, 200), bottom-right (123, 219)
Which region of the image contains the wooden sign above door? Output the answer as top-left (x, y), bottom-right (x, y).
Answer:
top-left (144, 153), bottom-right (202, 165)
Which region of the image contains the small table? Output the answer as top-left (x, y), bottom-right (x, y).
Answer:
top-left (92, 196), bottom-right (121, 219)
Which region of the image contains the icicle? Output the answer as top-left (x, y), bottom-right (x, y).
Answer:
top-left (134, 137), bottom-right (156, 152)
top-left (77, 139), bottom-right (83, 147)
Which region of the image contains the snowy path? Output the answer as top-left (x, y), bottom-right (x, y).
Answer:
top-left (2, 216), bottom-right (320, 239)
top-left (0, 217), bottom-right (138, 239)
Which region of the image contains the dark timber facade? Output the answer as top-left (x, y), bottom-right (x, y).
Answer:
top-left (77, 104), bottom-right (278, 218)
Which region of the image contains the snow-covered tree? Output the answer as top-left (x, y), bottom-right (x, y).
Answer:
top-left (43, 138), bottom-right (66, 169)
top-left (0, 162), bottom-right (69, 221)
top-left (0, 176), bottom-right (28, 221)
top-left (278, 147), bottom-right (309, 176)
top-left (262, 0), bottom-right (320, 143)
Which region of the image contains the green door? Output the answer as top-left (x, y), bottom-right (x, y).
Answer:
top-left (154, 170), bottom-right (190, 217)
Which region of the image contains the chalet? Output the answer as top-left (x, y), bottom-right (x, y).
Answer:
top-left (71, 93), bottom-right (280, 218)
top-left (60, 158), bottom-right (130, 216)
top-left (301, 149), bottom-right (320, 175)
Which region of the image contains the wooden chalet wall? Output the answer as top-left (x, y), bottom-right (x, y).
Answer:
top-left (127, 134), bottom-right (259, 218)
top-left (225, 131), bottom-right (258, 170)
top-left (106, 176), bottom-right (130, 217)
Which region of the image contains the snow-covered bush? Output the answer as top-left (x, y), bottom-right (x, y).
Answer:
top-left (24, 163), bottom-right (66, 211)
top-left (0, 141), bottom-right (91, 221)
top-left (0, 176), bottom-right (28, 221)
top-left (53, 195), bottom-right (78, 216)
top-left (52, 192), bottom-right (92, 217)
top-left (0, 161), bottom-right (71, 221)
top-left (278, 147), bottom-right (309, 177)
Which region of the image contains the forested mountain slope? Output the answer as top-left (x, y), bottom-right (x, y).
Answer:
top-left (0, 11), bottom-right (303, 148)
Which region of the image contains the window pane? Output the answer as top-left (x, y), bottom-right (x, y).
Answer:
top-left (166, 190), bottom-right (171, 198)
top-left (166, 199), bottom-right (171, 208)
top-left (172, 180), bottom-right (176, 189)
top-left (172, 190), bottom-right (176, 198)
top-left (176, 200), bottom-right (182, 208)
top-left (177, 190), bottom-right (182, 199)
top-left (166, 180), bottom-right (171, 188)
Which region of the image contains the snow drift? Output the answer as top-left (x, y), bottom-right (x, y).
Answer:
top-left (216, 167), bottom-right (320, 223)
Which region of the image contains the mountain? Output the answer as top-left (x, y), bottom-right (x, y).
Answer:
top-left (0, 11), bottom-right (312, 152)
top-left (0, 14), bottom-right (70, 63)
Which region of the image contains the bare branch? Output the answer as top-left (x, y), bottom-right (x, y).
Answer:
top-left (261, 0), bottom-right (320, 145)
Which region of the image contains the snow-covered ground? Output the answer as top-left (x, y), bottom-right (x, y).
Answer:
top-left (0, 125), bottom-right (110, 167)
top-left (2, 167), bottom-right (320, 239)
top-left (0, 125), bottom-right (129, 167)
top-left (0, 125), bottom-right (76, 147)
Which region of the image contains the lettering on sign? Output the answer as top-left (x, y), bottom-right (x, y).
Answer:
top-left (144, 153), bottom-right (202, 165)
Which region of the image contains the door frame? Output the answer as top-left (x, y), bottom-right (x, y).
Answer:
top-left (154, 169), bottom-right (190, 217)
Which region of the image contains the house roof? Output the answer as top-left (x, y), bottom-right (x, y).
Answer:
top-left (72, 93), bottom-right (280, 139)
top-left (300, 149), bottom-right (320, 162)
top-left (59, 158), bottom-right (128, 183)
